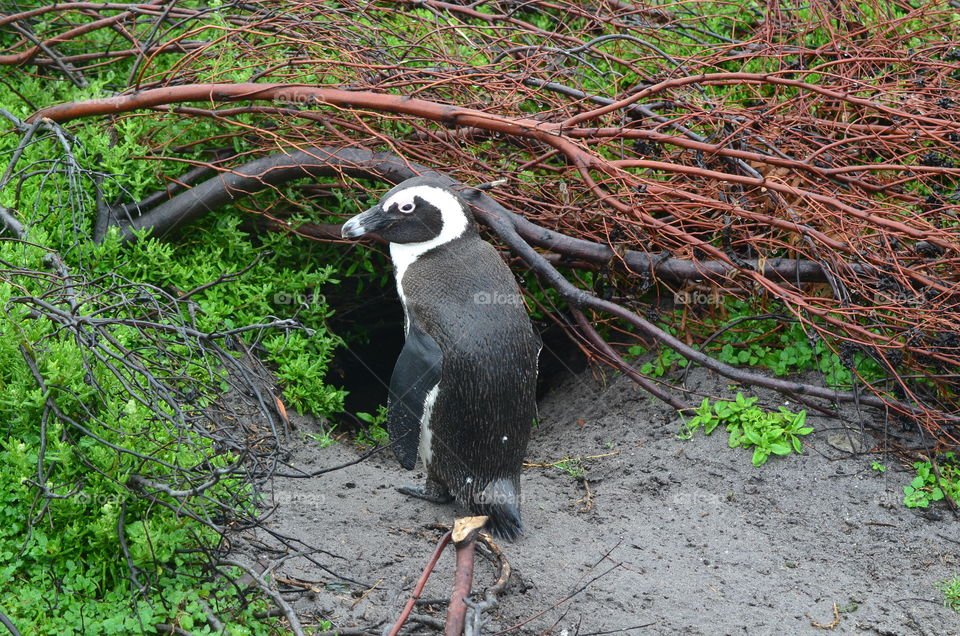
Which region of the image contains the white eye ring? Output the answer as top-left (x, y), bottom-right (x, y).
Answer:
top-left (399, 202), bottom-right (415, 214)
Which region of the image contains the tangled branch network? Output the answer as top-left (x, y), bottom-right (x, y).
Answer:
top-left (4, 0), bottom-right (959, 447)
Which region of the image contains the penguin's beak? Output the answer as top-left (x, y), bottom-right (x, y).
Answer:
top-left (341, 205), bottom-right (388, 239)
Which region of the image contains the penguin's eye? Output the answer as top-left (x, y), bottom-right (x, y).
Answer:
top-left (398, 202), bottom-right (415, 214)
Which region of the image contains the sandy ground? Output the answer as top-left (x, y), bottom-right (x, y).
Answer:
top-left (245, 362), bottom-right (959, 636)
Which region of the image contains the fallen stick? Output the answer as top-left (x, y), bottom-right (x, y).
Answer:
top-left (388, 530), bottom-right (452, 636)
top-left (445, 517), bottom-right (487, 636)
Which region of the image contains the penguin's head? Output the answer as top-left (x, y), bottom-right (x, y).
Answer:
top-left (341, 177), bottom-right (476, 245)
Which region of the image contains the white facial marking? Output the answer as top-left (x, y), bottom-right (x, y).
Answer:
top-left (389, 185), bottom-right (469, 293)
top-left (465, 477), bottom-right (473, 484)
top-left (502, 436), bottom-right (508, 442)
top-left (418, 384), bottom-right (440, 468)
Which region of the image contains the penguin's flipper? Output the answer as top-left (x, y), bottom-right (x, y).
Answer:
top-left (387, 323), bottom-right (442, 470)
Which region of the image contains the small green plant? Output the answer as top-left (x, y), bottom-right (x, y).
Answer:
top-left (634, 346), bottom-right (688, 377)
top-left (871, 460), bottom-right (886, 473)
top-left (938, 574), bottom-right (960, 612)
top-left (681, 393), bottom-right (813, 466)
top-left (307, 424), bottom-right (337, 449)
top-left (355, 406), bottom-right (389, 446)
top-left (627, 299), bottom-right (887, 388)
top-left (903, 453), bottom-right (960, 508)
top-left (554, 457), bottom-right (586, 479)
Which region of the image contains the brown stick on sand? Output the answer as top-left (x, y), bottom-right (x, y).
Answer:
top-left (446, 517), bottom-right (488, 636)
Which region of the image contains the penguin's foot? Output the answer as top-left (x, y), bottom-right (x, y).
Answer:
top-left (398, 477), bottom-right (453, 504)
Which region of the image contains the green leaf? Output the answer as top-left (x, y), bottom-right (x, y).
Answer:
top-left (695, 397), bottom-right (711, 414)
top-left (904, 492), bottom-right (928, 508)
top-left (769, 442), bottom-right (792, 455)
top-left (752, 448), bottom-right (769, 466)
top-left (728, 430), bottom-right (742, 448)
top-left (791, 436), bottom-right (804, 453)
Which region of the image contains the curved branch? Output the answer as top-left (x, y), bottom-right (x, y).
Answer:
top-left (96, 146), bottom-right (954, 423)
top-left (111, 146), bottom-right (855, 285)
top-left (31, 83), bottom-right (954, 290)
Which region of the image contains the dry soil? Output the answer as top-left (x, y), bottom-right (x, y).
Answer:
top-left (245, 364), bottom-right (959, 636)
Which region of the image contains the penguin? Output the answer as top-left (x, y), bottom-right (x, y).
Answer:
top-left (341, 176), bottom-right (540, 540)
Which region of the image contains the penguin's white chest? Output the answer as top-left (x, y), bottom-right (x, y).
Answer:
top-left (418, 384), bottom-right (439, 467)
top-left (390, 244), bottom-right (422, 337)
top-left (390, 249), bottom-right (439, 469)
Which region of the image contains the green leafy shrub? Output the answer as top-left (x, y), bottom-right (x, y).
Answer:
top-left (0, 265), bottom-right (280, 634)
top-left (0, 16), bottom-right (347, 633)
top-left (634, 345), bottom-right (688, 377)
top-left (711, 302), bottom-right (884, 387)
top-left (87, 217), bottom-right (346, 416)
top-left (681, 393), bottom-right (813, 466)
top-left (629, 299), bottom-right (885, 388)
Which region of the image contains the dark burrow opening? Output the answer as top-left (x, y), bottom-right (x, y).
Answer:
top-left (324, 280), bottom-right (588, 432)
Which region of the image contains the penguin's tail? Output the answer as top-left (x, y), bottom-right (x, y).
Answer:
top-left (474, 479), bottom-right (523, 541)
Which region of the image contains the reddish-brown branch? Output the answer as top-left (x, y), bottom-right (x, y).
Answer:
top-left (8, 0), bottom-right (960, 444)
top-left (0, 2), bottom-right (194, 28)
top-left (0, 3), bottom-right (166, 66)
top-left (445, 518), bottom-right (486, 636)
top-left (570, 307), bottom-right (690, 411)
top-left (609, 159), bottom-right (954, 251)
top-left (389, 531), bottom-right (452, 636)
top-left (80, 146), bottom-right (958, 433)
top-left (563, 71), bottom-right (960, 129)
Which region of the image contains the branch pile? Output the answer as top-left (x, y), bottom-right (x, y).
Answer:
top-left (3, 0), bottom-right (959, 446)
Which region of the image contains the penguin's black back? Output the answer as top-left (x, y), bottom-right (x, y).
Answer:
top-left (399, 232), bottom-right (539, 538)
